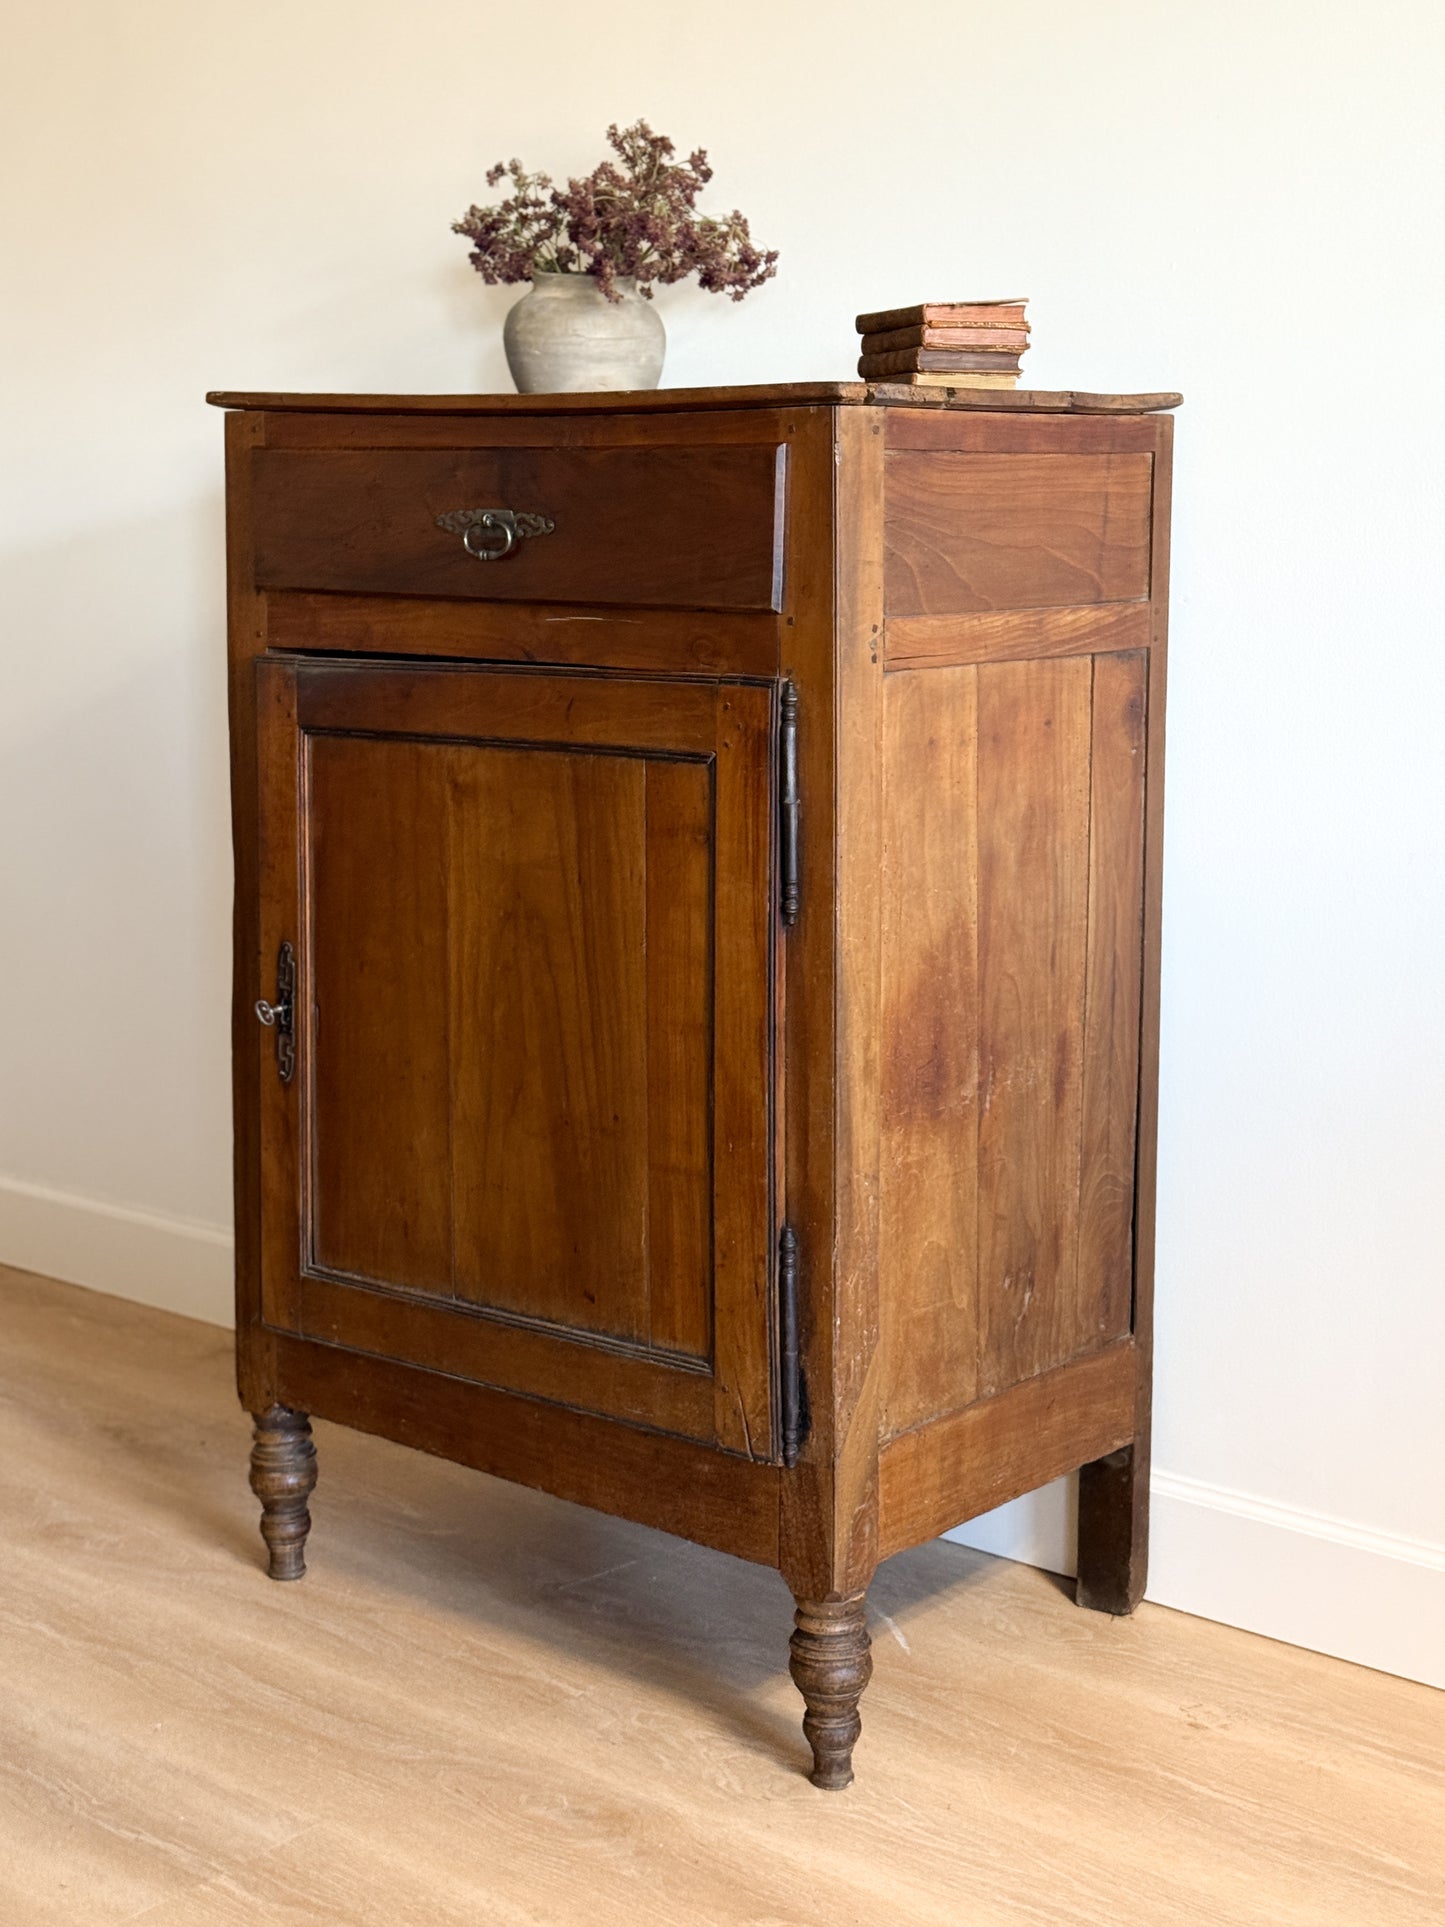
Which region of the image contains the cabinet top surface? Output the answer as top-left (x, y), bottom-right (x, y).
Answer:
top-left (207, 380), bottom-right (1182, 418)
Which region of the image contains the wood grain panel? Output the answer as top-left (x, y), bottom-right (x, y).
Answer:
top-left (884, 452), bottom-right (1153, 617)
top-left (976, 657), bottom-right (1093, 1394)
top-left (884, 412), bottom-right (1161, 455)
top-left (307, 735), bottom-right (453, 1296)
top-left (258, 404), bottom-right (813, 450)
top-left (879, 665), bottom-right (981, 1433)
top-left (644, 758), bottom-right (714, 1360)
top-left (271, 1329), bottom-right (781, 1564)
top-left (218, 385), bottom-right (864, 418)
top-left (296, 1274), bottom-right (719, 1443)
top-left (265, 590), bottom-right (781, 680)
top-left (828, 406), bottom-right (889, 1596)
top-left (293, 659), bottom-right (718, 759)
top-left (450, 746), bottom-right (652, 1342)
top-left (775, 407), bottom-right (855, 1599)
top-left (251, 444), bottom-right (787, 612)
top-left (1077, 652), bottom-right (1148, 1345)
top-left (878, 1341), bottom-right (1138, 1556)
top-left (884, 602), bottom-right (1150, 671)
top-left (866, 386), bottom-right (1181, 416)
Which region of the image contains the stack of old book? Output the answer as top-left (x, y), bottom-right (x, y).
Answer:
top-left (856, 298), bottom-right (1030, 388)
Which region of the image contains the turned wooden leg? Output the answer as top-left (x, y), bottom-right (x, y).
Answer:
top-left (249, 1404), bottom-right (317, 1581)
top-left (789, 1592), bottom-right (873, 1790)
top-left (1076, 1437), bottom-right (1150, 1615)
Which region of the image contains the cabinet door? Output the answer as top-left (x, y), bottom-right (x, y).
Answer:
top-left (253, 659), bottom-right (777, 1458)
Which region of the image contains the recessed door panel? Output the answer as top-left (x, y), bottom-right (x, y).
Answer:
top-left (308, 734), bottom-right (453, 1295)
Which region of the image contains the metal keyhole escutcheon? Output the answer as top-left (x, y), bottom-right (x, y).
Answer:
top-left (256, 941), bottom-right (296, 1084)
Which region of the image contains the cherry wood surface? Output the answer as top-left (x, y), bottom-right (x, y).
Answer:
top-left (878, 646), bottom-right (1148, 1432)
top-left (212, 382), bottom-right (1183, 416)
top-left (219, 386), bottom-right (1176, 1789)
top-left (255, 656), bottom-right (774, 1458)
top-left (251, 443), bottom-right (788, 611)
top-left (884, 450), bottom-right (1154, 616)
top-left (257, 402), bottom-right (825, 451)
top-left (264, 590), bottom-right (783, 678)
top-left (884, 410), bottom-right (1161, 453)
top-left (878, 1341), bottom-right (1138, 1559)
top-left (884, 601), bottom-right (1150, 671)
top-left (270, 1329), bottom-right (783, 1566)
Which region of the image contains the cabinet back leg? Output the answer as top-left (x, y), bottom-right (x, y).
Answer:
top-left (249, 1405), bottom-right (317, 1581)
top-left (1076, 1437), bottom-right (1149, 1615)
top-left (789, 1592), bottom-right (873, 1790)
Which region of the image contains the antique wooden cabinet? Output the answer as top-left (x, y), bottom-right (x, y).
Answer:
top-left (214, 380), bottom-right (1177, 1789)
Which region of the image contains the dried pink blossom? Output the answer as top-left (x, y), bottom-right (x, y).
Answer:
top-left (453, 121), bottom-right (778, 302)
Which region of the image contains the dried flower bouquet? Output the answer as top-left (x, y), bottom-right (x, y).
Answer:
top-left (453, 120), bottom-right (778, 302)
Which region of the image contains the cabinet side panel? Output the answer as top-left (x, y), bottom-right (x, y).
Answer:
top-left (878, 649), bottom-right (1149, 1433)
top-left (879, 666), bottom-right (982, 1433)
top-left (975, 656), bottom-right (1093, 1393)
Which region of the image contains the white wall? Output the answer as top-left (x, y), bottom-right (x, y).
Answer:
top-left (3, 0), bottom-right (1441, 1687)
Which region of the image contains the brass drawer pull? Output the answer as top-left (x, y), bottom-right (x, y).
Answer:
top-left (435, 507), bottom-right (556, 562)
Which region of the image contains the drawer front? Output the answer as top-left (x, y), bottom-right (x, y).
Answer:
top-left (250, 443), bottom-right (787, 612)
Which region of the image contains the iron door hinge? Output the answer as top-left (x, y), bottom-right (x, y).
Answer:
top-left (780, 680), bottom-right (800, 926)
top-left (779, 1222), bottom-right (807, 1467)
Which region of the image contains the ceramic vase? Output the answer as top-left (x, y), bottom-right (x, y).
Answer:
top-left (502, 272), bottom-right (666, 393)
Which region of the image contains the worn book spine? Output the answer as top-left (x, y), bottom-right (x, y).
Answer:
top-left (860, 324), bottom-right (1031, 353)
top-left (867, 370), bottom-right (1021, 389)
top-left (854, 300), bottom-right (1029, 334)
top-left (858, 347), bottom-right (1025, 377)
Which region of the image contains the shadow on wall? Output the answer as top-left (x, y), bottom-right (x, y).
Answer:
top-left (0, 489), bottom-right (234, 1221)
top-left (228, 259), bottom-right (520, 396)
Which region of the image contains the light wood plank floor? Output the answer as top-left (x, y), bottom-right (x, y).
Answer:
top-left (1, 1264), bottom-right (1440, 1926)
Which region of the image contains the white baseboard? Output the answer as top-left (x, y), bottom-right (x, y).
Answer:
top-left (0, 1174), bottom-right (235, 1328)
top-left (949, 1471), bottom-right (1444, 1690)
top-left (1147, 1470), bottom-right (1444, 1690)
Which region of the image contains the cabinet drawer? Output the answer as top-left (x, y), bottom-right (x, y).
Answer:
top-left (250, 443), bottom-right (787, 613)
